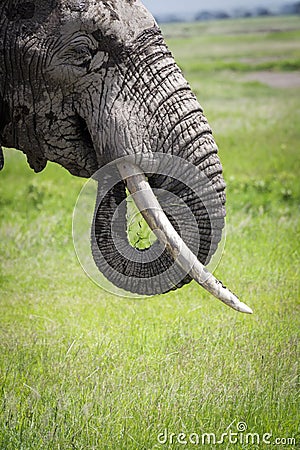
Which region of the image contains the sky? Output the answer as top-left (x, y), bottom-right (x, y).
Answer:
top-left (142, 0), bottom-right (286, 15)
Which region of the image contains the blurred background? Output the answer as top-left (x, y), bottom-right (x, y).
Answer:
top-left (143, 0), bottom-right (299, 22)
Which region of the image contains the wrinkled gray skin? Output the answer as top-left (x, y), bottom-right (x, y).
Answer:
top-left (0, 0), bottom-right (226, 295)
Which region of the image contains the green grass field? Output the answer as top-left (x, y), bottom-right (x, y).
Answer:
top-left (0, 16), bottom-right (299, 449)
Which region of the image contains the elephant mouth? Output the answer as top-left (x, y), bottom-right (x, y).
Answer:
top-left (89, 153), bottom-right (253, 315)
top-left (77, 115), bottom-right (94, 152)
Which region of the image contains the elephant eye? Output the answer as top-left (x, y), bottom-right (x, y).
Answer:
top-left (5, 2), bottom-right (35, 21)
top-left (64, 45), bottom-right (91, 65)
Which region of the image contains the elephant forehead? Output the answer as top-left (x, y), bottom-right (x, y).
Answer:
top-left (66, 0), bottom-right (155, 42)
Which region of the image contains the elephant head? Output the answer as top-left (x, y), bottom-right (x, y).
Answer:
top-left (0, 0), bottom-right (252, 313)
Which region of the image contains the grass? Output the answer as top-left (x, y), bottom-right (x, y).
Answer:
top-left (0, 16), bottom-right (300, 449)
top-left (126, 192), bottom-right (157, 250)
top-left (165, 16), bottom-right (300, 95)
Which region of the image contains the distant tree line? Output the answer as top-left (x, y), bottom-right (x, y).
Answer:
top-left (155, 2), bottom-right (300, 24)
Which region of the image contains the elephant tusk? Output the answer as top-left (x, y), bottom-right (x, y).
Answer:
top-left (117, 160), bottom-right (253, 314)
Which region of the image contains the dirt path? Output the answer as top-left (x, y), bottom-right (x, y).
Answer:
top-left (245, 71), bottom-right (300, 88)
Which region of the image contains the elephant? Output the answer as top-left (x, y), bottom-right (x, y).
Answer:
top-left (0, 0), bottom-right (252, 314)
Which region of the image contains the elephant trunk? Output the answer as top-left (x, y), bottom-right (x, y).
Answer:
top-left (91, 105), bottom-right (227, 297)
top-left (89, 27), bottom-right (250, 311)
top-left (91, 123), bottom-right (225, 297)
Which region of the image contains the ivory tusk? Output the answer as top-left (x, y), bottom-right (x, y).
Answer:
top-left (117, 161), bottom-right (253, 314)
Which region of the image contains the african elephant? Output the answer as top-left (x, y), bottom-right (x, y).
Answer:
top-left (0, 0), bottom-right (252, 313)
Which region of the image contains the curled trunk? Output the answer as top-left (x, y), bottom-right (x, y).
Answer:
top-left (91, 154), bottom-right (225, 295)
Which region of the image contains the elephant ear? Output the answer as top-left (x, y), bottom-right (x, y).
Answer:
top-left (0, 146), bottom-right (4, 170)
top-left (0, 95), bottom-right (11, 141)
top-left (0, 95), bottom-right (9, 170)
